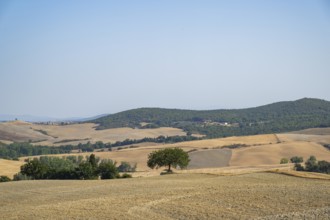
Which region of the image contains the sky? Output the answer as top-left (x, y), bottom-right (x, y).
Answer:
top-left (0, 0), bottom-right (329, 118)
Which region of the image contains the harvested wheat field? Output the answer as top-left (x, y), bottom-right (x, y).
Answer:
top-left (230, 141), bottom-right (330, 166)
top-left (169, 134), bottom-right (279, 150)
top-left (0, 159), bottom-right (24, 178)
top-left (277, 133), bottom-right (330, 144)
top-left (0, 173), bottom-right (329, 219)
top-left (288, 127), bottom-right (330, 135)
top-left (0, 121), bottom-right (186, 146)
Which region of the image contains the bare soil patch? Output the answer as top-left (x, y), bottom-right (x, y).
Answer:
top-left (187, 149), bottom-right (231, 169)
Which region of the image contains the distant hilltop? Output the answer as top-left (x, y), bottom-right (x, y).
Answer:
top-left (90, 98), bottom-right (330, 138)
top-left (0, 114), bottom-right (108, 123)
top-left (1, 98), bottom-right (330, 139)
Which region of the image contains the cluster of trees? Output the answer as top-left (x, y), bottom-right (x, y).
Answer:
top-left (1, 148), bottom-right (188, 183)
top-left (280, 156), bottom-right (304, 164)
top-left (15, 154), bottom-right (135, 180)
top-left (281, 155), bottom-right (330, 174)
top-left (294, 156), bottom-right (330, 174)
top-left (91, 98), bottom-right (330, 138)
top-left (0, 142), bottom-right (73, 160)
top-left (0, 135), bottom-right (201, 160)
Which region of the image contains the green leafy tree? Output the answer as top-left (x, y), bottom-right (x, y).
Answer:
top-left (305, 155), bottom-right (318, 171)
top-left (88, 154), bottom-right (97, 167)
top-left (294, 163), bottom-right (304, 171)
top-left (75, 161), bottom-right (98, 180)
top-left (317, 160), bottom-right (330, 174)
top-left (290, 156), bottom-right (303, 163)
top-left (147, 148), bottom-right (190, 172)
top-left (98, 159), bottom-right (118, 179)
top-left (20, 158), bottom-right (47, 179)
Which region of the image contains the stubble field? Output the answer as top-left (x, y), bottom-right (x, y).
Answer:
top-left (0, 172), bottom-right (329, 219)
top-left (0, 121), bottom-right (186, 146)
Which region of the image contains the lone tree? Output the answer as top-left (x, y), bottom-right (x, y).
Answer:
top-left (147, 148), bottom-right (190, 172)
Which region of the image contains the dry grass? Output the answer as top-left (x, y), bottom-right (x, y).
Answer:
top-left (2, 126), bottom-right (330, 179)
top-left (288, 127), bottom-right (330, 135)
top-left (230, 141), bottom-right (330, 166)
top-left (0, 172), bottom-right (329, 219)
top-left (277, 133), bottom-right (330, 144)
top-left (0, 121), bottom-right (48, 143)
top-left (0, 159), bottom-right (24, 178)
top-left (167, 134), bottom-right (279, 150)
top-left (269, 169), bottom-right (330, 180)
top-left (0, 121), bottom-right (186, 146)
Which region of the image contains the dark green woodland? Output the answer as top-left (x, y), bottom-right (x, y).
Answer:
top-left (92, 98), bottom-right (330, 138)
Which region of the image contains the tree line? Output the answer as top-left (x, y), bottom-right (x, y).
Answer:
top-left (294, 156), bottom-right (330, 174)
top-left (0, 135), bottom-right (201, 160)
top-left (13, 154), bottom-right (136, 181)
top-left (281, 155), bottom-right (330, 174)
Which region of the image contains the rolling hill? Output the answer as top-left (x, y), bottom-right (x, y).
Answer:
top-left (91, 98), bottom-right (330, 137)
top-left (1, 173), bottom-right (329, 219)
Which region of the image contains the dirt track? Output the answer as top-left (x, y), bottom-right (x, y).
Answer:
top-left (0, 173), bottom-right (329, 219)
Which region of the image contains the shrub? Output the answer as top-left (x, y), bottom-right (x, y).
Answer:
top-left (280, 158), bottom-right (289, 164)
top-left (121, 173), bottom-right (132, 178)
top-left (294, 163), bottom-right (304, 171)
top-left (0, 175), bottom-right (11, 182)
top-left (290, 156), bottom-right (303, 163)
top-left (13, 173), bottom-right (32, 181)
top-left (160, 170), bottom-right (174, 175)
top-left (117, 161), bottom-right (136, 172)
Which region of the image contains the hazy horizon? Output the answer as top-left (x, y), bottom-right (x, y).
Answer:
top-left (1, 0), bottom-right (329, 118)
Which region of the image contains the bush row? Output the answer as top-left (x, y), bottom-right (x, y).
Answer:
top-left (2, 154), bottom-right (135, 182)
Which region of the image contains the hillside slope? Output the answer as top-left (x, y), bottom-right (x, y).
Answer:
top-left (0, 173), bottom-right (329, 219)
top-left (92, 98), bottom-right (330, 137)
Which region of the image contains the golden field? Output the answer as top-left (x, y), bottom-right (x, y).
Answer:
top-left (0, 159), bottom-right (24, 178)
top-left (0, 124), bottom-right (330, 219)
top-left (1, 127), bottom-right (330, 179)
top-left (0, 173), bottom-right (329, 219)
top-left (0, 121), bottom-right (186, 146)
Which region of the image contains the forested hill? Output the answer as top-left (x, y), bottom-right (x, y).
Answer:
top-left (91, 98), bottom-right (330, 138)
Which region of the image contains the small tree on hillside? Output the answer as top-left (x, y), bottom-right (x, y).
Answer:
top-left (147, 148), bottom-right (190, 172)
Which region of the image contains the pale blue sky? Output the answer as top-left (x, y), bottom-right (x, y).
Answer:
top-left (0, 0), bottom-right (329, 118)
